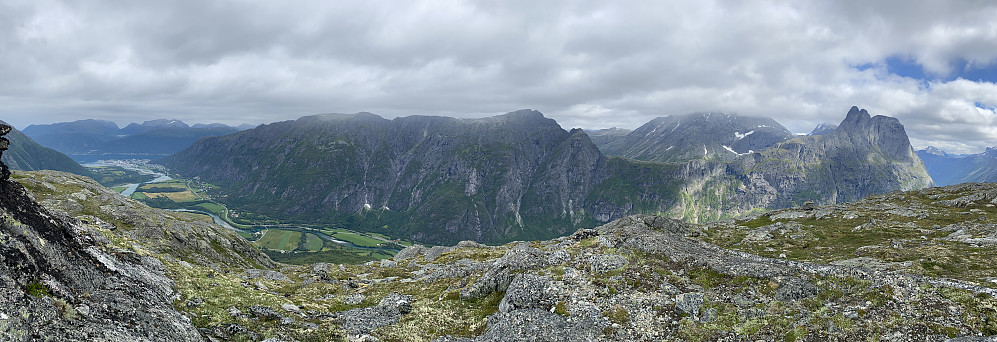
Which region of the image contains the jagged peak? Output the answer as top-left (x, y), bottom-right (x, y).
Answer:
top-left (840, 106), bottom-right (871, 127)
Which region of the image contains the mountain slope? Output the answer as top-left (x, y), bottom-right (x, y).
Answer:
top-left (733, 106), bottom-right (934, 208)
top-left (0, 121), bottom-right (93, 177)
top-left (166, 185), bottom-right (997, 341)
top-left (161, 110), bottom-right (608, 244)
top-left (160, 107), bottom-right (932, 244)
top-left (0, 174), bottom-right (202, 341)
top-left (917, 146), bottom-right (997, 186)
top-left (597, 112), bottom-right (794, 163)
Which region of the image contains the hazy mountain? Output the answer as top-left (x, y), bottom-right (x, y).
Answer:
top-left (159, 107), bottom-right (932, 245)
top-left (22, 119), bottom-right (121, 154)
top-left (596, 112), bottom-right (794, 162)
top-left (119, 119), bottom-right (190, 135)
top-left (583, 127), bottom-right (631, 148)
top-left (98, 126), bottom-right (239, 155)
top-left (917, 146), bottom-right (997, 186)
top-left (807, 123), bottom-right (838, 135)
top-left (22, 119), bottom-right (240, 162)
top-left (0, 120), bottom-right (93, 177)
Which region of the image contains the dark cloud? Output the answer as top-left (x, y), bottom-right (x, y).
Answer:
top-left (1, 0), bottom-right (995, 153)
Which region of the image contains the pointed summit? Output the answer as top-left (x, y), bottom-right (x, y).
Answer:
top-left (839, 106), bottom-right (871, 129)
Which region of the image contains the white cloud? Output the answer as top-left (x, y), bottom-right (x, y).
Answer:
top-left (0, 0), bottom-right (995, 153)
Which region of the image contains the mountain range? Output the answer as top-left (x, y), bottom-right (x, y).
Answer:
top-left (917, 146), bottom-right (997, 186)
top-left (159, 106), bottom-right (933, 245)
top-left (23, 119), bottom-right (250, 163)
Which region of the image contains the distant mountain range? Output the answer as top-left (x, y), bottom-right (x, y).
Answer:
top-left (591, 112), bottom-right (794, 163)
top-left (0, 120), bottom-right (92, 177)
top-left (23, 119), bottom-right (251, 162)
top-left (159, 106), bottom-right (933, 245)
top-left (917, 146), bottom-right (997, 186)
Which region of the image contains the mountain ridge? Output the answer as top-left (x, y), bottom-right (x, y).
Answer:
top-left (160, 106), bottom-right (933, 245)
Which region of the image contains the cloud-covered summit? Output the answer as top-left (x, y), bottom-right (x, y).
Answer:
top-left (1, 1), bottom-right (995, 153)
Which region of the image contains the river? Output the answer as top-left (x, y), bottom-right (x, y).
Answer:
top-left (84, 160), bottom-right (172, 196)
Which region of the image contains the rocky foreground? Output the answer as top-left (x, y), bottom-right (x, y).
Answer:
top-left (3, 170), bottom-right (997, 341)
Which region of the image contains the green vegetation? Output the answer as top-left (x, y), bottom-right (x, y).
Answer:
top-left (255, 229), bottom-right (302, 251)
top-left (263, 249), bottom-right (375, 265)
top-left (25, 278), bottom-right (49, 297)
top-left (333, 232), bottom-right (385, 247)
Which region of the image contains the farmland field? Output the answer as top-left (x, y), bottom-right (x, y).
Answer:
top-left (255, 229), bottom-right (301, 251)
top-left (333, 232), bottom-right (384, 247)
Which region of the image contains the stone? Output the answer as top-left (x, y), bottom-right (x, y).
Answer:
top-left (394, 245), bottom-right (427, 261)
top-left (773, 277), bottom-right (818, 302)
top-left (345, 293), bottom-right (366, 305)
top-left (498, 274), bottom-right (557, 313)
top-left (249, 306), bottom-right (284, 321)
top-left (588, 254), bottom-right (628, 274)
top-left (335, 292), bottom-right (413, 335)
top-left (281, 303), bottom-right (301, 314)
top-left (675, 292), bottom-right (704, 318)
top-left (424, 245), bottom-right (456, 262)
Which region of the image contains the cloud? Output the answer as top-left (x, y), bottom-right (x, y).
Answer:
top-left (0, 0), bottom-right (995, 153)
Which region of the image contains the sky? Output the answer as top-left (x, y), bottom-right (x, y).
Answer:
top-left (1, 1), bottom-right (996, 153)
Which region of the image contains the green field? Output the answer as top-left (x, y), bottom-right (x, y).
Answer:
top-left (333, 232), bottom-right (384, 247)
top-left (130, 192), bottom-right (149, 200)
top-left (195, 202), bottom-right (226, 215)
top-left (255, 229), bottom-right (302, 251)
top-left (111, 186), bottom-right (128, 193)
top-left (303, 233), bottom-right (323, 251)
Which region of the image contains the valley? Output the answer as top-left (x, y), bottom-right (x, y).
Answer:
top-left (85, 158), bottom-right (409, 264)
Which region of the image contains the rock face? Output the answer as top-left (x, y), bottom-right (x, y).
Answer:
top-left (918, 146), bottom-right (997, 186)
top-left (0, 121), bottom-right (92, 177)
top-left (0, 176), bottom-right (202, 341)
top-left (597, 112), bottom-right (794, 163)
top-left (161, 107), bottom-right (933, 244)
top-left (161, 110), bottom-right (609, 244)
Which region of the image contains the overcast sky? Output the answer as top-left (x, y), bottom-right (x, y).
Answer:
top-left (2, 1), bottom-right (996, 153)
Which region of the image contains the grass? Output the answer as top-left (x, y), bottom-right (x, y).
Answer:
top-left (144, 191), bottom-right (200, 202)
top-left (334, 232), bottom-right (385, 247)
top-left (303, 233), bottom-right (324, 251)
top-left (256, 229), bottom-right (302, 251)
top-left (195, 202), bottom-right (226, 215)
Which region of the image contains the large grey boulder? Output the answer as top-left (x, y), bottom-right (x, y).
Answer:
top-left (498, 274), bottom-right (557, 313)
top-left (335, 292), bottom-right (413, 335)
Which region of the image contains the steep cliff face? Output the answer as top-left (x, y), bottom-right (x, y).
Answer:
top-left (161, 107), bottom-right (933, 244)
top-left (708, 106), bottom-right (934, 210)
top-left (0, 177), bottom-right (202, 341)
top-left (162, 110), bottom-right (608, 244)
top-left (597, 112), bottom-right (794, 162)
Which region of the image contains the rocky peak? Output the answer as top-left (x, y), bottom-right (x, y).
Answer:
top-left (832, 106), bottom-right (915, 160)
